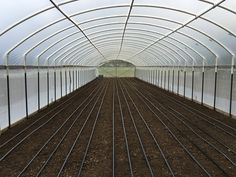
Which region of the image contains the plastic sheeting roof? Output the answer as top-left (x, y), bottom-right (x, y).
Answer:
top-left (0, 0), bottom-right (236, 67)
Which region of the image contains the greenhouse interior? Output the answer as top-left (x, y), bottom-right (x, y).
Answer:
top-left (0, 0), bottom-right (236, 177)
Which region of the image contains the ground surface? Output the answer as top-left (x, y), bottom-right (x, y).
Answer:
top-left (0, 78), bottom-right (236, 177)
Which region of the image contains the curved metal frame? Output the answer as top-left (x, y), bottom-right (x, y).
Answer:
top-left (68, 42), bottom-right (169, 66)
top-left (35, 15), bottom-right (216, 66)
top-left (26, 13), bottom-right (222, 66)
top-left (56, 36), bottom-right (178, 66)
top-left (24, 19), bottom-right (213, 67)
top-left (1, 1), bottom-right (235, 67)
top-left (45, 27), bottom-right (195, 66)
top-left (61, 40), bottom-right (162, 66)
top-left (70, 39), bottom-right (181, 66)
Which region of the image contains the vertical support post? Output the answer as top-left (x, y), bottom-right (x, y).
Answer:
top-left (184, 67), bottom-right (186, 98)
top-left (172, 68), bottom-right (174, 92)
top-left (153, 69), bottom-right (155, 85)
top-left (60, 67), bottom-right (62, 98)
top-left (38, 67), bottom-right (40, 110)
top-left (78, 68), bottom-right (80, 87)
top-left (148, 70), bottom-right (150, 83)
top-left (191, 65), bottom-right (194, 101)
top-left (24, 66), bottom-right (28, 118)
top-left (149, 69), bottom-right (151, 83)
top-left (229, 55), bottom-right (235, 116)
top-left (164, 70), bottom-right (166, 89)
top-left (69, 68), bottom-right (71, 93)
top-left (73, 66), bottom-right (75, 91)
top-left (152, 69), bottom-right (154, 84)
top-left (201, 60), bottom-right (205, 105)
top-left (47, 67), bottom-right (49, 106)
top-left (213, 57), bottom-right (218, 110)
top-left (76, 69), bottom-right (78, 89)
top-left (155, 69), bottom-right (157, 85)
top-left (168, 69), bottom-right (170, 91)
top-left (158, 69), bottom-right (160, 86)
top-left (177, 67), bottom-right (180, 95)
top-left (6, 66), bottom-right (11, 128)
top-left (65, 68), bottom-right (67, 95)
top-left (161, 68), bottom-right (163, 88)
top-left (54, 68), bottom-right (56, 101)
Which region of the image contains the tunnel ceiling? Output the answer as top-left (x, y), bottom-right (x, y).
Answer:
top-left (99, 60), bottom-right (135, 67)
top-left (0, 0), bottom-right (236, 67)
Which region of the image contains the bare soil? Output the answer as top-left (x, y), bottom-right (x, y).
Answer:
top-left (0, 78), bottom-right (236, 177)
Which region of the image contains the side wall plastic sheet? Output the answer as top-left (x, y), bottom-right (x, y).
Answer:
top-left (193, 68), bottom-right (202, 102)
top-left (56, 69), bottom-right (61, 99)
top-left (39, 69), bottom-right (47, 109)
top-left (0, 70), bottom-right (8, 129)
top-left (0, 67), bottom-right (96, 129)
top-left (179, 70), bottom-right (184, 96)
top-left (173, 69), bottom-right (178, 93)
top-left (215, 68), bottom-right (231, 113)
top-left (203, 68), bottom-right (215, 107)
top-left (136, 67), bottom-right (234, 116)
top-left (62, 68), bottom-right (66, 96)
top-left (165, 70), bottom-right (169, 90)
top-left (9, 69), bottom-right (26, 124)
top-left (185, 69), bottom-right (192, 99)
top-left (67, 69), bottom-right (72, 94)
top-left (49, 69), bottom-right (55, 104)
top-left (169, 69), bottom-right (173, 92)
top-left (157, 70), bottom-right (160, 87)
top-left (27, 69), bottom-right (38, 115)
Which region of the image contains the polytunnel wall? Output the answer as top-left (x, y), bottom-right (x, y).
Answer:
top-left (136, 65), bottom-right (236, 116)
top-left (0, 67), bottom-right (96, 130)
top-left (0, 0), bottom-right (236, 129)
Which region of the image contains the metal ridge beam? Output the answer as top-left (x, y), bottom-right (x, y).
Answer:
top-left (49, 0), bottom-right (107, 61)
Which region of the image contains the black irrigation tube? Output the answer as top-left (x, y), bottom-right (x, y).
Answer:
top-left (55, 81), bottom-right (108, 177)
top-left (132, 79), bottom-right (235, 162)
top-left (118, 79), bottom-right (155, 177)
top-left (0, 78), bottom-right (97, 148)
top-left (139, 77), bottom-right (236, 139)
top-left (135, 78), bottom-right (236, 151)
top-left (119, 79), bottom-right (176, 177)
top-left (16, 81), bottom-right (104, 177)
top-left (116, 80), bottom-right (134, 177)
top-left (133, 82), bottom-right (230, 176)
top-left (168, 107), bottom-right (236, 155)
top-left (127, 79), bottom-right (234, 176)
top-left (35, 81), bottom-right (107, 177)
top-left (131, 80), bottom-right (236, 161)
top-left (136, 78), bottom-right (236, 135)
top-left (0, 79), bottom-right (98, 151)
top-left (76, 81), bottom-right (109, 177)
top-left (125, 80), bottom-right (212, 177)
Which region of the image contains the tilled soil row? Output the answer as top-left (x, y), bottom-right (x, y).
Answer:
top-left (0, 78), bottom-right (236, 177)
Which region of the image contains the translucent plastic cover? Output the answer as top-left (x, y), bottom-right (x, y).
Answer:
top-left (0, 0), bottom-right (235, 66)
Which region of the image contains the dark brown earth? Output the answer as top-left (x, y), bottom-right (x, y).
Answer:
top-left (0, 78), bottom-right (236, 177)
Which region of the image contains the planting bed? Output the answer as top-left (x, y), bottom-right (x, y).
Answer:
top-left (0, 78), bottom-right (236, 177)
